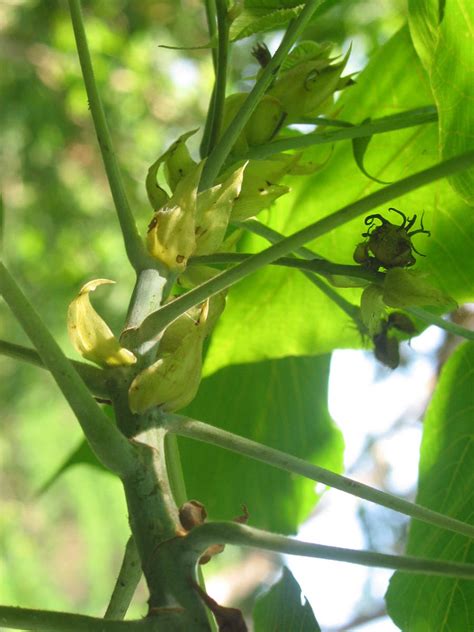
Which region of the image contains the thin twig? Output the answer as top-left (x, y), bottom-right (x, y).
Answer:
top-left (68, 0), bottom-right (149, 271)
top-left (185, 521), bottom-right (474, 579)
top-left (104, 537), bottom-right (142, 620)
top-left (165, 415), bottom-right (474, 539)
top-left (0, 338), bottom-right (111, 397)
top-left (240, 106), bottom-right (438, 160)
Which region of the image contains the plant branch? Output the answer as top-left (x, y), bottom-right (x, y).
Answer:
top-left (407, 306), bottom-right (474, 341)
top-left (104, 537), bottom-right (142, 620)
top-left (240, 106), bottom-right (438, 160)
top-left (201, 0), bottom-right (229, 156)
top-left (163, 430), bottom-right (219, 632)
top-left (165, 415), bottom-right (474, 539)
top-left (68, 0), bottom-right (149, 271)
top-left (190, 252), bottom-right (380, 282)
top-left (200, 0), bottom-right (325, 190)
top-left (0, 262), bottom-right (136, 477)
top-left (0, 339), bottom-right (111, 398)
top-left (204, 0), bottom-right (217, 70)
top-left (184, 522), bottom-right (474, 579)
top-left (131, 150), bottom-right (474, 345)
top-left (234, 217), bottom-right (325, 260)
top-left (0, 606), bottom-right (183, 631)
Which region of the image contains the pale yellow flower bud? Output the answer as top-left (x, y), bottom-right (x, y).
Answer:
top-left (67, 279), bottom-right (137, 368)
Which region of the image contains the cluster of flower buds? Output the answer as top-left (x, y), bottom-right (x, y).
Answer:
top-left (144, 41), bottom-right (353, 274)
top-left (67, 279), bottom-right (225, 413)
top-left (146, 131), bottom-right (246, 273)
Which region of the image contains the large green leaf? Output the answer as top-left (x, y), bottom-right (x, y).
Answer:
top-left (206, 26), bottom-right (474, 371)
top-left (253, 566), bottom-right (321, 631)
top-left (407, 0), bottom-right (439, 70)
top-left (180, 355), bottom-right (343, 534)
top-left (385, 341), bottom-right (474, 631)
top-left (409, 0), bottom-right (474, 204)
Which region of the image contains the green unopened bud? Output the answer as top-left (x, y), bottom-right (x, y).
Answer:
top-left (383, 269), bottom-right (456, 309)
top-left (221, 93), bottom-right (284, 152)
top-left (221, 93), bottom-right (249, 155)
top-left (67, 279), bottom-right (137, 368)
top-left (245, 95), bottom-right (284, 146)
top-left (268, 48), bottom-right (351, 122)
top-left (147, 162), bottom-right (203, 272)
top-left (129, 327), bottom-right (204, 413)
top-left (128, 295), bottom-right (225, 413)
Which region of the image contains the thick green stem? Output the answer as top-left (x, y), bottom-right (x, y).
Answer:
top-left (0, 262), bottom-right (135, 477)
top-left (0, 339), bottom-right (111, 398)
top-left (164, 431), bottom-right (219, 632)
top-left (104, 537), bottom-right (142, 620)
top-left (200, 0), bottom-right (326, 190)
top-left (241, 106), bottom-right (438, 160)
top-left (185, 522), bottom-right (474, 579)
top-left (165, 415), bottom-right (474, 540)
top-left (68, 0), bottom-right (148, 271)
top-left (122, 426), bottom-right (209, 628)
top-left (132, 151), bottom-right (474, 345)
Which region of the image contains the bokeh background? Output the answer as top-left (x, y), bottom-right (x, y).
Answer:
top-left (3, 0), bottom-right (465, 629)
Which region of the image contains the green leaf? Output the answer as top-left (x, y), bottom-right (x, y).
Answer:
top-left (409, 0), bottom-right (474, 203)
top-left (204, 259), bottom-right (361, 372)
top-left (352, 118), bottom-right (390, 184)
top-left (432, 0), bottom-right (474, 204)
top-left (209, 26), bottom-right (474, 367)
top-left (253, 566), bottom-right (321, 631)
top-left (180, 355), bottom-right (343, 534)
top-left (385, 341), bottom-right (474, 631)
top-left (36, 438), bottom-right (106, 496)
top-left (383, 269), bottom-right (456, 310)
top-left (407, 0), bottom-right (440, 71)
top-left (229, 2), bottom-right (305, 41)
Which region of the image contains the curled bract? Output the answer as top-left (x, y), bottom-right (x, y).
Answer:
top-left (146, 129), bottom-right (198, 210)
top-left (67, 279), bottom-right (137, 368)
top-left (147, 156), bottom-right (246, 271)
top-left (383, 269), bottom-right (456, 309)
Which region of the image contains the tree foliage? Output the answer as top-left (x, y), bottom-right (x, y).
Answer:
top-left (1, 0), bottom-right (473, 630)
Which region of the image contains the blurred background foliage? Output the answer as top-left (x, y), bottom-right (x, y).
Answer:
top-left (0, 0), bottom-right (407, 622)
